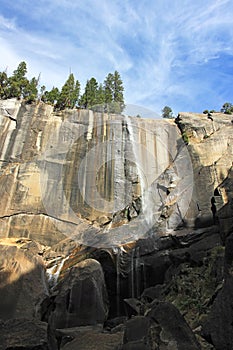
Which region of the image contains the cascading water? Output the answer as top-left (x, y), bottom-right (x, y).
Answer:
top-left (112, 246), bottom-right (128, 316)
top-left (125, 115), bottom-right (154, 226)
top-left (46, 256), bottom-right (69, 288)
top-left (115, 248), bottom-right (121, 315)
top-left (130, 246), bottom-right (141, 298)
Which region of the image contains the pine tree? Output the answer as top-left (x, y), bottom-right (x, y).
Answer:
top-left (56, 73), bottom-right (80, 110)
top-left (104, 73), bottom-right (114, 105)
top-left (79, 78), bottom-right (99, 109)
top-left (41, 87), bottom-right (60, 105)
top-left (162, 106), bottom-right (173, 119)
top-left (7, 61), bottom-right (29, 99)
top-left (94, 83), bottom-right (105, 112)
top-left (113, 70), bottom-right (125, 112)
top-left (221, 102), bottom-right (233, 114)
top-left (0, 70), bottom-right (8, 99)
top-left (97, 83), bottom-right (105, 105)
top-left (72, 80), bottom-right (80, 108)
top-left (103, 71), bottom-right (125, 113)
top-left (23, 77), bottom-right (38, 103)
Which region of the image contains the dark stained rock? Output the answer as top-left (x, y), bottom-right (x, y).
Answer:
top-left (147, 301), bottom-right (200, 350)
top-left (48, 259), bottom-right (109, 328)
top-left (123, 316), bottom-right (150, 344)
top-left (141, 285), bottom-right (165, 303)
top-left (202, 277), bottom-right (233, 350)
top-left (0, 318), bottom-right (48, 350)
top-left (55, 326), bottom-right (123, 350)
top-left (121, 302), bottom-right (201, 350)
top-left (104, 316), bottom-right (127, 330)
top-left (147, 301), bottom-right (201, 349)
top-left (121, 343), bottom-right (150, 350)
top-left (202, 233), bottom-right (233, 350)
top-left (143, 251), bottom-right (172, 287)
top-left (121, 316), bottom-right (151, 349)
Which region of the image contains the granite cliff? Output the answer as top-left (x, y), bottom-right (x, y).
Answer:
top-left (0, 99), bottom-right (233, 349)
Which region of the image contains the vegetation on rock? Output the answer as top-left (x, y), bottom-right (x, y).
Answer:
top-left (162, 105), bottom-right (173, 118)
top-left (221, 102), bottom-right (233, 114)
top-left (0, 61), bottom-right (125, 113)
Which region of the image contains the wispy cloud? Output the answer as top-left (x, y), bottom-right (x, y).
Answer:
top-left (0, 0), bottom-right (233, 115)
top-left (0, 14), bottom-right (16, 30)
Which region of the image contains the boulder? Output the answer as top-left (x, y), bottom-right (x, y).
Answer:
top-left (49, 258), bottom-right (109, 328)
top-left (202, 232), bottom-right (233, 349)
top-left (121, 302), bottom-right (200, 350)
top-left (0, 318), bottom-right (48, 350)
top-left (147, 301), bottom-right (201, 349)
top-left (123, 316), bottom-right (150, 345)
top-left (59, 328), bottom-right (123, 350)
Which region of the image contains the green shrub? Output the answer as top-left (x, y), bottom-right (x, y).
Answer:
top-left (182, 132), bottom-right (189, 144)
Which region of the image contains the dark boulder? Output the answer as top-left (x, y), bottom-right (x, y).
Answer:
top-left (202, 232), bottom-right (233, 349)
top-left (0, 318), bottom-right (48, 350)
top-left (48, 258), bottom-right (109, 328)
top-left (147, 301), bottom-right (201, 349)
top-left (121, 302), bottom-right (200, 349)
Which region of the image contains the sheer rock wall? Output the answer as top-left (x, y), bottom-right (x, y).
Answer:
top-left (0, 100), bottom-right (232, 247)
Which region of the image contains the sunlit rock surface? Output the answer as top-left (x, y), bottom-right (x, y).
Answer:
top-left (0, 99), bottom-right (193, 248)
top-left (177, 111), bottom-right (233, 231)
top-left (0, 100), bottom-right (233, 349)
top-left (0, 238), bottom-right (47, 320)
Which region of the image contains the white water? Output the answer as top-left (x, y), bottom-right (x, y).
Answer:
top-left (113, 246), bottom-right (127, 315)
top-left (125, 116), bottom-right (154, 225)
top-left (86, 110), bottom-right (94, 140)
top-left (46, 256), bottom-right (69, 288)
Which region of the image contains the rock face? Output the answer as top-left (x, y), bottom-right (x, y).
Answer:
top-left (176, 111), bottom-right (233, 229)
top-left (0, 238), bottom-right (47, 320)
top-left (0, 99), bottom-right (194, 248)
top-left (1, 100), bottom-right (233, 349)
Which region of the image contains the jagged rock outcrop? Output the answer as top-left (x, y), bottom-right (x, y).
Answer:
top-left (121, 302), bottom-right (201, 350)
top-left (176, 111), bottom-right (233, 230)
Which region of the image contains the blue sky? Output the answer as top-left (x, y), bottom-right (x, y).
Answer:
top-left (0, 0), bottom-right (233, 117)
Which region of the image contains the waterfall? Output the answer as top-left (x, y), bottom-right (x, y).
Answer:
top-left (135, 247), bottom-right (140, 297)
top-left (141, 260), bottom-right (146, 291)
top-left (125, 115), bottom-right (154, 225)
top-left (41, 269), bottom-right (49, 295)
top-left (113, 246), bottom-right (127, 316)
top-left (86, 110), bottom-right (94, 140)
top-left (116, 249), bottom-right (121, 315)
top-left (130, 246), bottom-right (141, 298)
top-left (46, 256), bottom-right (69, 288)
top-left (131, 248), bottom-right (135, 298)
